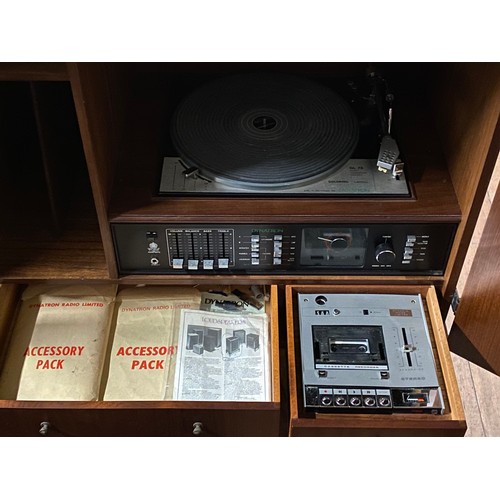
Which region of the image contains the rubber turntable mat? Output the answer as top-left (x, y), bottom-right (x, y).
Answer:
top-left (171, 73), bottom-right (359, 189)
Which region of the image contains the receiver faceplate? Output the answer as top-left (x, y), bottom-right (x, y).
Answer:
top-left (112, 222), bottom-right (456, 275)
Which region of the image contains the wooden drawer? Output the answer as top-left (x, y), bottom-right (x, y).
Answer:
top-left (285, 284), bottom-right (467, 436)
top-left (0, 402), bottom-right (281, 436)
top-left (0, 284), bottom-right (281, 436)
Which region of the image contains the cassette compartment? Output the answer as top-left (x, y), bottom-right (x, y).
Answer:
top-left (286, 283), bottom-right (466, 436)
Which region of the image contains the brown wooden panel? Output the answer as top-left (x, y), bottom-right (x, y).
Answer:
top-left (0, 403), bottom-right (281, 437)
top-left (450, 163), bottom-right (500, 375)
top-left (67, 63), bottom-right (122, 279)
top-left (0, 63), bottom-right (68, 81)
top-left (0, 285), bottom-right (21, 371)
top-left (434, 63), bottom-right (500, 304)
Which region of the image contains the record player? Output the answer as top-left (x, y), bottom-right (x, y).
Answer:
top-left (158, 71), bottom-right (410, 196)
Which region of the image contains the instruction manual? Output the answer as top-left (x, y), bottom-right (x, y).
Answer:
top-left (174, 309), bottom-right (271, 401)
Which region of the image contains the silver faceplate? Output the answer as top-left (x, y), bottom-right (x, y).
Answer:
top-left (298, 293), bottom-right (441, 390)
top-left (159, 157), bottom-right (410, 196)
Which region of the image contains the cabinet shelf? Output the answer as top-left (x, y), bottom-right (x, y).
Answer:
top-left (0, 63), bottom-right (69, 81)
top-left (0, 224), bottom-right (108, 281)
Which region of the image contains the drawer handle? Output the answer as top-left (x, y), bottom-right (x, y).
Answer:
top-left (192, 421), bottom-right (203, 436)
top-left (39, 421), bottom-right (50, 436)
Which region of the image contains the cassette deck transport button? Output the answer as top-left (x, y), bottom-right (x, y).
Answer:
top-left (333, 388), bottom-right (348, 395)
top-left (347, 388), bottom-right (362, 395)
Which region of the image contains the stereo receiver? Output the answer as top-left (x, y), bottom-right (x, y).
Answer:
top-left (112, 222), bottom-right (456, 276)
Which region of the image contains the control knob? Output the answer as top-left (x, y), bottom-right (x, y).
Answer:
top-left (375, 241), bottom-right (396, 264)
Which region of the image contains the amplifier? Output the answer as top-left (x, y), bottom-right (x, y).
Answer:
top-left (112, 222), bottom-right (456, 276)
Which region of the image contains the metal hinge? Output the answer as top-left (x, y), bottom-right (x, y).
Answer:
top-left (451, 289), bottom-right (461, 313)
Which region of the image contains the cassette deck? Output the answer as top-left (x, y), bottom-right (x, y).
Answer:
top-left (297, 293), bottom-right (444, 414)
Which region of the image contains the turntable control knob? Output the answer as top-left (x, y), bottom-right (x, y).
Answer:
top-left (375, 241), bottom-right (396, 264)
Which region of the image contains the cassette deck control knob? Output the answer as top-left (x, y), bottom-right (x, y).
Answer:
top-left (375, 241), bottom-right (396, 264)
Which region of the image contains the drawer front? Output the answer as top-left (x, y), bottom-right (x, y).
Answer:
top-left (0, 405), bottom-right (281, 437)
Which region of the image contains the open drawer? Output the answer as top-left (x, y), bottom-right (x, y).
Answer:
top-left (0, 283), bottom-right (281, 436)
top-left (285, 284), bottom-right (466, 436)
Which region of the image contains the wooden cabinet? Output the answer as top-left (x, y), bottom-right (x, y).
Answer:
top-left (0, 62), bottom-right (499, 436)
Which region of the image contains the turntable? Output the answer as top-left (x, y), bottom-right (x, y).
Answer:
top-left (159, 72), bottom-right (410, 196)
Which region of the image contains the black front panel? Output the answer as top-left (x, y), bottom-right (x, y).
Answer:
top-left (112, 222), bottom-right (456, 275)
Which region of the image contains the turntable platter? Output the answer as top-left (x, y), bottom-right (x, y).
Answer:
top-left (170, 73), bottom-right (359, 189)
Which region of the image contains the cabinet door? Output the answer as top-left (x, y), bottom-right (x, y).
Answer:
top-left (450, 153), bottom-right (500, 375)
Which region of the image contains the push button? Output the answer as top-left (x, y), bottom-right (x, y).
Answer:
top-left (172, 259), bottom-right (184, 269)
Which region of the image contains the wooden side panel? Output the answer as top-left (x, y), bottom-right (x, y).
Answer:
top-left (67, 63), bottom-right (124, 278)
top-left (0, 285), bottom-right (21, 370)
top-left (434, 63), bottom-right (500, 304)
top-left (450, 161), bottom-right (500, 375)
